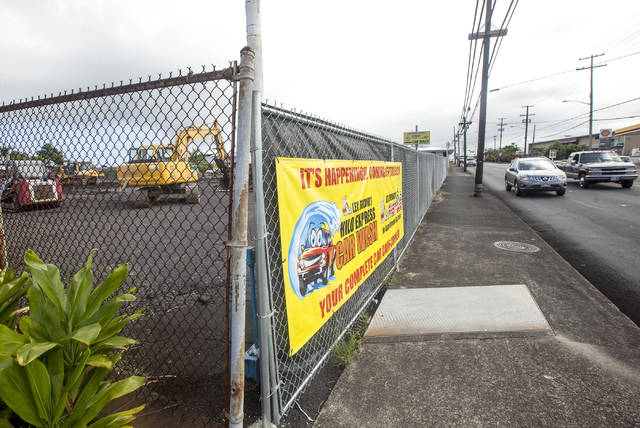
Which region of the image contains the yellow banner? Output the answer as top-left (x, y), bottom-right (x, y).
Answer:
top-left (276, 158), bottom-right (404, 355)
top-left (403, 131), bottom-right (430, 146)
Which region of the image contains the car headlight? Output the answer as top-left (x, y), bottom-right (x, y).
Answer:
top-left (519, 175), bottom-right (531, 182)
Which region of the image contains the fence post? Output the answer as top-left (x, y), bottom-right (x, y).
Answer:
top-left (246, 0), bottom-right (279, 425)
top-left (0, 206), bottom-right (6, 270)
top-left (415, 150), bottom-right (420, 227)
top-left (228, 46), bottom-right (255, 428)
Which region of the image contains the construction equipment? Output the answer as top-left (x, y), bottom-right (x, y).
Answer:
top-left (2, 160), bottom-right (63, 210)
top-left (116, 122), bottom-right (230, 207)
top-left (58, 161), bottom-right (103, 185)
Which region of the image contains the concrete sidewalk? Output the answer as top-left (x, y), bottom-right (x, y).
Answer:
top-left (315, 168), bottom-right (640, 427)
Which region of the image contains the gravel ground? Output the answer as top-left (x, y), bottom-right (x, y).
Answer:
top-left (3, 177), bottom-right (231, 425)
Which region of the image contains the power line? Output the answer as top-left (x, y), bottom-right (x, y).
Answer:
top-left (536, 95), bottom-right (640, 132)
top-left (462, 0), bottom-right (486, 119)
top-left (596, 49), bottom-right (640, 66)
top-left (489, 68), bottom-right (574, 92)
top-left (462, 0), bottom-right (483, 114)
top-left (537, 120), bottom-right (590, 140)
top-left (594, 114), bottom-right (640, 121)
top-left (466, 1), bottom-right (519, 123)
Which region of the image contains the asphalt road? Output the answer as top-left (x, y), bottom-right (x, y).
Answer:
top-left (470, 162), bottom-right (640, 326)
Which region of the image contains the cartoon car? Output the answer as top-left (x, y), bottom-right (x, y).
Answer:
top-left (297, 224), bottom-right (336, 296)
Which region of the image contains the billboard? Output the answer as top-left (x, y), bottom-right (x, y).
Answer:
top-left (403, 131), bottom-right (430, 146)
top-left (275, 158), bottom-right (404, 355)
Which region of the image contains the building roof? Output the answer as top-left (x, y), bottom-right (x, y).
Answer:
top-left (530, 133), bottom-right (598, 147)
top-left (614, 123), bottom-right (640, 136)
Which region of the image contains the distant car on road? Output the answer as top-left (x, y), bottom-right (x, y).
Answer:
top-left (505, 157), bottom-right (567, 196)
top-left (466, 157), bottom-right (477, 167)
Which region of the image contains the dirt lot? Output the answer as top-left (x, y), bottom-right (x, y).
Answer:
top-left (3, 177), bottom-right (231, 424)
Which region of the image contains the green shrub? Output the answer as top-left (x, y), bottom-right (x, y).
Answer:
top-left (0, 268), bottom-right (29, 329)
top-left (0, 250), bottom-right (145, 427)
top-left (333, 314), bottom-right (371, 368)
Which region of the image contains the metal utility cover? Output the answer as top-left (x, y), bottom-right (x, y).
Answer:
top-left (366, 285), bottom-right (550, 338)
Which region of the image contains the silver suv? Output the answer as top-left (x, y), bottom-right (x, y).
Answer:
top-left (505, 157), bottom-right (567, 196)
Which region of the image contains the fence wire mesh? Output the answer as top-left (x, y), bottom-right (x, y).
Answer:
top-left (259, 104), bottom-right (447, 420)
top-left (0, 66), bottom-right (238, 426)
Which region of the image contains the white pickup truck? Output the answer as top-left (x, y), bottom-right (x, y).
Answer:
top-left (557, 150), bottom-right (638, 188)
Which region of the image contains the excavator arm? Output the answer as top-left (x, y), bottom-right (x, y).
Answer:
top-left (172, 122), bottom-right (228, 162)
top-left (172, 121), bottom-right (231, 187)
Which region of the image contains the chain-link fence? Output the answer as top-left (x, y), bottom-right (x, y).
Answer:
top-left (0, 66), bottom-right (238, 425)
top-left (258, 104), bottom-right (447, 421)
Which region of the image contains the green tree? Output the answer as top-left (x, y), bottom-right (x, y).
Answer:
top-left (0, 147), bottom-right (32, 160)
top-left (36, 144), bottom-right (64, 165)
top-left (485, 143), bottom-right (518, 162)
top-left (543, 142), bottom-right (587, 161)
top-left (190, 149), bottom-right (216, 173)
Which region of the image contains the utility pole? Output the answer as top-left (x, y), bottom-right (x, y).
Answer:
top-left (497, 117), bottom-right (506, 157)
top-left (459, 117), bottom-right (472, 172)
top-left (493, 135), bottom-right (496, 150)
top-left (453, 126), bottom-right (458, 164)
top-left (577, 53), bottom-right (606, 148)
top-left (468, 0), bottom-right (506, 195)
top-left (520, 105), bottom-right (534, 156)
top-left (532, 124), bottom-right (536, 146)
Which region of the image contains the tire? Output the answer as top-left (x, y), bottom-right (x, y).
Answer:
top-left (505, 179), bottom-right (512, 191)
top-left (514, 181), bottom-right (523, 197)
top-left (185, 183), bottom-right (201, 204)
top-left (579, 175), bottom-right (589, 188)
top-left (556, 188), bottom-right (566, 196)
top-left (298, 275), bottom-right (307, 296)
top-left (135, 190), bottom-right (151, 208)
top-left (621, 180), bottom-right (633, 189)
top-left (322, 265), bottom-right (330, 285)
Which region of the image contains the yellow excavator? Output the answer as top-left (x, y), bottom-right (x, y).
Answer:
top-left (116, 121), bottom-right (230, 206)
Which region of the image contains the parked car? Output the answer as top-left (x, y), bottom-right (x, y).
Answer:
top-left (505, 157), bottom-right (567, 196)
top-left (557, 150), bottom-right (638, 188)
top-left (466, 157), bottom-right (477, 167)
top-left (1, 160), bottom-right (63, 210)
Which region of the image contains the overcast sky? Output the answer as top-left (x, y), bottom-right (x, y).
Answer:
top-left (2, 0), bottom-right (639, 151)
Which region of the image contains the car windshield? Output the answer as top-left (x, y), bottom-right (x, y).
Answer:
top-left (304, 228), bottom-right (327, 248)
top-left (129, 147), bottom-right (173, 162)
top-left (156, 147), bottom-right (173, 161)
top-left (78, 161), bottom-right (94, 170)
top-left (581, 152), bottom-right (620, 163)
top-left (12, 161), bottom-right (47, 178)
top-left (519, 159), bottom-right (555, 170)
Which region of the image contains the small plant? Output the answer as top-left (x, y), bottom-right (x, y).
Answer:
top-left (333, 314), bottom-right (371, 368)
top-left (0, 268), bottom-right (29, 329)
top-left (0, 250), bottom-right (145, 427)
top-left (0, 267), bottom-right (30, 426)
